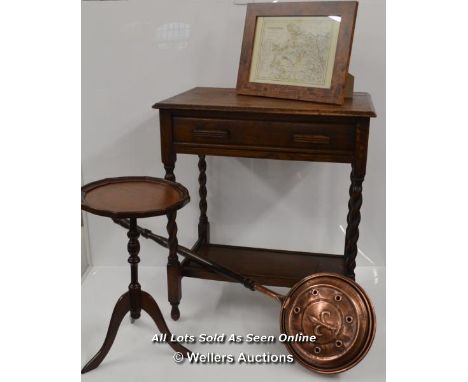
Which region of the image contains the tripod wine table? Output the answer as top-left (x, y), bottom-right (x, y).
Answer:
top-left (81, 176), bottom-right (191, 373)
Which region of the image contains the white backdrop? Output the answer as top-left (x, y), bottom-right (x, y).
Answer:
top-left (82, 0), bottom-right (385, 268)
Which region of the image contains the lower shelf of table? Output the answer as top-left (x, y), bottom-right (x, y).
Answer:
top-left (181, 243), bottom-right (345, 288)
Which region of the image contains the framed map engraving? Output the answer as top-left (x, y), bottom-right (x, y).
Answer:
top-left (250, 16), bottom-right (341, 88)
top-left (236, 2), bottom-right (358, 105)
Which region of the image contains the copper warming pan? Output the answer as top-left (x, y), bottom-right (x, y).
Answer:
top-left (115, 218), bottom-right (376, 374)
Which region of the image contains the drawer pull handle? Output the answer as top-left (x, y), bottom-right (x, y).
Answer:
top-left (193, 129), bottom-right (230, 139)
top-left (293, 134), bottom-right (331, 145)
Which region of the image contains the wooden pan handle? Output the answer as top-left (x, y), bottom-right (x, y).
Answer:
top-left (113, 218), bottom-right (286, 304)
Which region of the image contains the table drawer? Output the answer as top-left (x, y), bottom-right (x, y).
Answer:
top-left (172, 116), bottom-right (355, 152)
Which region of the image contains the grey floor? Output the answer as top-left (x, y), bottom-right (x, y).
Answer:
top-left (82, 266), bottom-right (385, 381)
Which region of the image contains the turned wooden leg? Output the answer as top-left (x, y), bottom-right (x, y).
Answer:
top-left (164, 163), bottom-right (175, 182)
top-left (344, 170), bottom-right (365, 279)
top-left (128, 218), bottom-right (141, 321)
top-left (163, 160), bottom-right (182, 320)
top-left (166, 210), bottom-right (182, 321)
top-left (198, 155), bottom-right (210, 244)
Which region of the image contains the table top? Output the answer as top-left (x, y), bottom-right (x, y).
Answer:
top-left (153, 87), bottom-right (376, 118)
top-left (81, 177), bottom-right (190, 219)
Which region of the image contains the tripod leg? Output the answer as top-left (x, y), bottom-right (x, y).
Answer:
top-left (81, 292), bottom-right (130, 374)
top-left (141, 291), bottom-right (191, 356)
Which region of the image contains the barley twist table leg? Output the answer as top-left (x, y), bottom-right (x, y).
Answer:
top-left (344, 171), bottom-right (364, 279)
top-left (198, 155), bottom-right (210, 244)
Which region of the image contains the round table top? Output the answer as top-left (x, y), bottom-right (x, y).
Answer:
top-left (81, 176), bottom-right (190, 218)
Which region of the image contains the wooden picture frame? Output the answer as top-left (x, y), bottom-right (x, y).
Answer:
top-left (236, 1), bottom-right (358, 105)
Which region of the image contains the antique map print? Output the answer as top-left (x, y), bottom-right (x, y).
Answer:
top-left (249, 16), bottom-right (341, 88)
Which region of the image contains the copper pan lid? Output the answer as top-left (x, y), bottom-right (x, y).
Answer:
top-left (280, 273), bottom-right (376, 374)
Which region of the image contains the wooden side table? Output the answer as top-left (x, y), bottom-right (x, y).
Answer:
top-left (153, 87), bottom-right (376, 320)
top-left (81, 177), bottom-right (191, 373)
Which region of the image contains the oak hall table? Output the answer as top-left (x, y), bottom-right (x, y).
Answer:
top-left (153, 87), bottom-right (376, 320)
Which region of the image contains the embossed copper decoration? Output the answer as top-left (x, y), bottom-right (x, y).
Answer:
top-left (280, 273), bottom-right (375, 374)
top-left (114, 218), bottom-right (376, 374)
